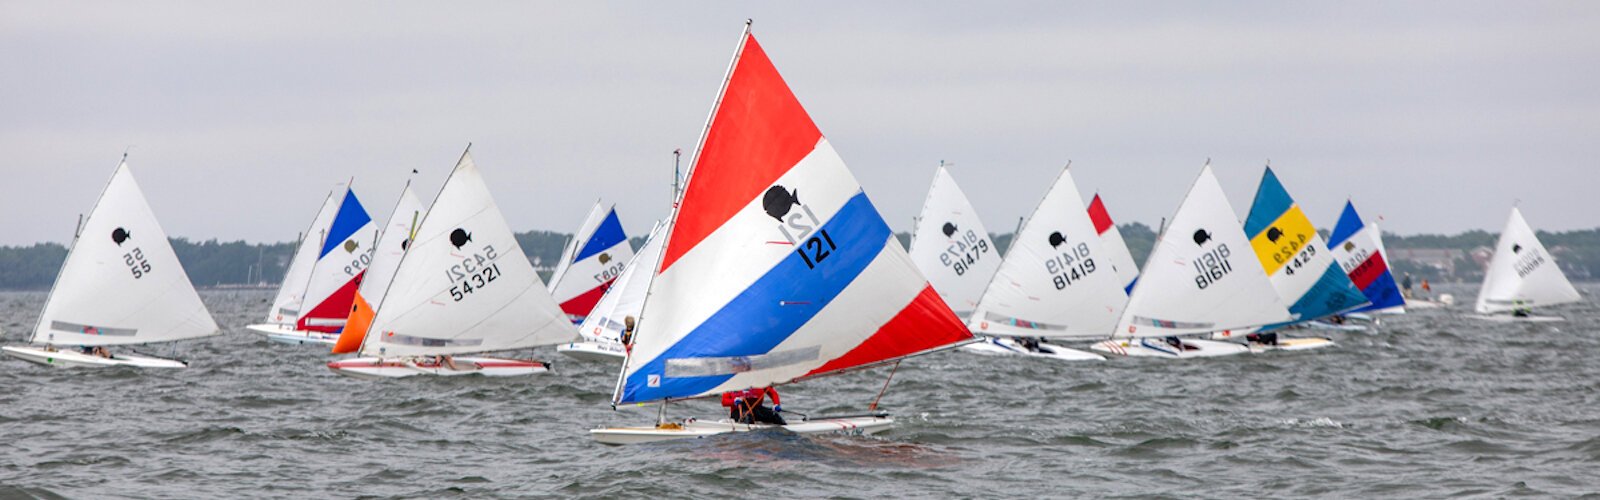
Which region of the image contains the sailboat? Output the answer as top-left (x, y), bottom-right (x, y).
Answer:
top-left (1327, 200), bottom-right (1407, 318)
top-left (2, 159), bottom-right (220, 368)
top-left (331, 183), bottom-right (426, 356)
top-left (557, 221), bottom-right (664, 362)
top-left (908, 163), bottom-right (1001, 319)
top-left (245, 187), bottom-right (377, 345)
top-left (1212, 167), bottom-right (1368, 351)
top-left (960, 165), bottom-right (1117, 361)
top-left (1471, 206), bottom-right (1581, 322)
top-left (1091, 165), bottom-right (1292, 358)
top-left (1088, 193), bottom-right (1142, 294)
top-left (326, 148), bottom-right (577, 379)
top-left (547, 201), bottom-right (633, 323)
top-left (245, 189), bottom-right (338, 342)
top-left (590, 23), bottom-right (973, 444)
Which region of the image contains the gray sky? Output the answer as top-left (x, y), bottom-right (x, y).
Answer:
top-left (3, 1), bottom-right (1598, 246)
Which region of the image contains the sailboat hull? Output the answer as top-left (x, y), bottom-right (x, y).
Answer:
top-left (1090, 338), bottom-right (1249, 358)
top-left (245, 323), bottom-right (339, 345)
top-left (2, 346), bottom-right (188, 368)
top-left (1468, 314), bottom-right (1565, 323)
top-left (556, 341), bottom-right (626, 362)
top-left (590, 415), bottom-right (894, 445)
top-left (1247, 337), bottom-right (1336, 353)
top-left (960, 336), bottom-right (1104, 361)
top-left (326, 356), bottom-right (550, 380)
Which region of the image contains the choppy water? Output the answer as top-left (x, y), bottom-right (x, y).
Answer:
top-left (1, 283), bottom-right (1598, 498)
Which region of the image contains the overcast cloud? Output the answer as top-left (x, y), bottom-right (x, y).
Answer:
top-left (2, 1), bottom-right (1597, 246)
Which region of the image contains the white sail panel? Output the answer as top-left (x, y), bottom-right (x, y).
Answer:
top-left (548, 202), bottom-right (634, 321)
top-left (908, 165), bottom-right (1001, 318)
top-left (969, 166), bottom-right (1126, 338)
top-left (1088, 194), bottom-right (1141, 295)
top-left (1113, 165), bottom-right (1291, 338)
top-left (265, 191), bottom-right (340, 326)
top-left (295, 188), bottom-right (377, 331)
top-left (359, 152), bottom-right (575, 357)
top-left (578, 221), bottom-right (663, 344)
top-left (360, 185), bottom-right (426, 303)
top-left (31, 162), bottom-right (218, 346)
top-left (1475, 207), bottom-right (1580, 314)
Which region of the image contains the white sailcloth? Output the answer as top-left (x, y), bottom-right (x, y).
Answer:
top-left (577, 221), bottom-right (664, 344)
top-left (265, 191), bottom-right (340, 326)
top-left (358, 152), bottom-right (575, 357)
top-left (359, 185), bottom-right (426, 303)
top-left (1475, 207), bottom-right (1580, 314)
top-left (1114, 165), bottom-right (1291, 338)
top-left (908, 165), bottom-right (1001, 318)
top-left (1089, 194), bottom-right (1141, 295)
top-left (31, 161), bottom-right (219, 346)
top-left (969, 166), bottom-right (1126, 338)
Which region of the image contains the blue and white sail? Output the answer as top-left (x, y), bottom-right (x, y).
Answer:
top-left (1327, 201), bottom-right (1406, 313)
top-left (1239, 168), bottom-right (1368, 330)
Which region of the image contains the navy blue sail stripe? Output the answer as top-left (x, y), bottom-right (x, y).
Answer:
top-left (319, 189), bottom-right (372, 258)
top-left (621, 192), bottom-right (890, 403)
top-left (574, 209), bottom-right (626, 262)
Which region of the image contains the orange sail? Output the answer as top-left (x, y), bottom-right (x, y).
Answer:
top-left (332, 290), bottom-right (374, 354)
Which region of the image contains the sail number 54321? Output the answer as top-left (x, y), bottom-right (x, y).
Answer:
top-left (446, 245), bottom-right (501, 302)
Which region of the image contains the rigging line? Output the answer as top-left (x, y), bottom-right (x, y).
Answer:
top-left (869, 360), bottom-right (901, 411)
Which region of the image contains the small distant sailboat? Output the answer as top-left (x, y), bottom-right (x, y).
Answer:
top-left (1213, 167), bottom-right (1368, 351)
top-left (1327, 201), bottom-right (1408, 316)
top-left (908, 163), bottom-right (1001, 319)
top-left (547, 201), bottom-right (633, 323)
top-left (3, 159), bottom-right (219, 368)
top-left (591, 23), bottom-right (972, 444)
top-left (326, 148), bottom-right (577, 379)
top-left (557, 221), bottom-right (664, 362)
top-left (245, 186), bottom-right (377, 345)
top-left (1471, 206), bottom-right (1581, 322)
top-left (1091, 165), bottom-right (1292, 358)
top-left (1088, 193), bottom-right (1142, 294)
top-left (961, 164), bottom-right (1116, 361)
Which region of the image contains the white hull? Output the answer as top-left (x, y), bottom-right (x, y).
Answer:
top-left (1090, 338), bottom-right (1249, 358)
top-left (244, 323), bottom-right (338, 346)
top-left (1468, 314), bottom-right (1565, 323)
top-left (591, 415), bottom-right (894, 445)
top-left (960, 336), bottom-right (1104, 361)
top-left (2, 346), bottom-right (188, 368)
top-left (1248, 337), bottom-right (1336, 353)
top-left (326, 356), bottom-right (550, 380)
top-left (1405, 296), bottom-right (1453, 309)
top-left (556, 341), bottom-right (626, 362)
top-left (1302, 320), bottom-right (1368, 332)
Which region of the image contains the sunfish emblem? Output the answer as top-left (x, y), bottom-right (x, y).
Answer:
top-left (598, 253), bottom-right (612, 264)
top-left (941, 222), bottom-right (958, 238)
top-left (111, 227), bottom-right (132, 246)
top-left (762, 185), bottom-right (801, 222)
top-left (1511, 244), bottom-right (1522, 254)
top-left (449, 228), bottom-right (472, 249)
top-left (343, 240), bottom-right (359, 253)
top-left (1192, 229), bottom-right (1213, 246)
top-left (1048, 231), bottom-right (1067, 248)
top-left (1265, 227), bottom-right (1284, 243)
top-left (1343, 241), bottom-right (1355, 252)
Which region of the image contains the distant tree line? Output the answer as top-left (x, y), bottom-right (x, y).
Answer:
top-left (0, 225), bottom-right (1592, 290)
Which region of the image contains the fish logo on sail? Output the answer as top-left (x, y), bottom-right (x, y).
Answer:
top-left (1512, 244), bottom-right (1523, 254)
top-left (1048, 231), bottom-right (1067, 248)
top-left (1343, 241), bottom-right (1356, 252)
top-left (343, 240), bottom-right (359, 253)
top-left (1265, 227), bottom-right (1284, 243)
top-left (450, 228), bottom-right (472, 249)
top-left (942, 222), bottom-right (958, 238)
top-left (401, 238), bottom-right (411, 250)
top-left (111, 227), bottom-right (132, 246)
top-left (762, 185), bottom-right (801, 222)
top-left (1193, 229), bottom-right (1213, 246)
top-left (598, 253), bottom-right (612, 264)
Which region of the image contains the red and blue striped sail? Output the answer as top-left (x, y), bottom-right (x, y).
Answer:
top-left (297, 187), bottom-right (376, 332)
top-left (614, 29), bottom-right (971, 405)
top-left (1327, 201), bottom-right (1406, 312)
top-left (1242, 168), bottom-right (1368, 330)
top-left (548, 203), bottom-right (633, 322)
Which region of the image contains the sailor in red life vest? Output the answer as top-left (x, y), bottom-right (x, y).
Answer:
top-left (721, 386), bottom-right (786, 425)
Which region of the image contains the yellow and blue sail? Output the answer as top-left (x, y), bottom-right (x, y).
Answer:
top-left (1243, 168), bottom-right (1368, 330)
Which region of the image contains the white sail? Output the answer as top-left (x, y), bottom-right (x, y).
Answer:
top-left (1088, 193), bottom-right (1141, 294)
top-left (358, 151), bottom-right (576, 357)
top-left (265, 191), bottom-right (340, 326)
top-left (31, 161), bottom-right (219, 346)
top-left (1113, 165), bottom-right (1292, 338)
top-left (969, 166), bottom-right (1126, 338)
top-left (360, 185), bottom-right (426, 303)
top-left (908, 165), bottom-right (1001, 318)
top-left (546, 202), bottom-right (601, 295)
top-left (1475, 207), bottom-right (1580, 314)
top-left (577, 221), bottom-right (664, 344)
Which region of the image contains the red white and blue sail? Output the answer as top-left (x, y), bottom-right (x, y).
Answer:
top-left (297, 188), bottom-right (377, 332)
top-left (1242, 168), bottom-right (1368, 329)
top-left (1088, 193), bottom-right (1141, 295)
top-left (548, 202), bottom-right (633, 322)
top-left (1327, 201), bottom-right (1406, 313)
top-left (614, 29), bottom-right (971, 405)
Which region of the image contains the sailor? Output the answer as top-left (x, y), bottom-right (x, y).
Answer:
top-left (620, 316), bottom-right (636, 352)
top-left (1246, 332), bottom-right (1279, 346)
top-left (721, 386), bottom-right (785, 425)
top-left (1401, 273), bottom-right (1414, 296)
top-left (80, 345), bottom-right (111, 358)
top-left (1017, 337), bottom-right (1042, 353)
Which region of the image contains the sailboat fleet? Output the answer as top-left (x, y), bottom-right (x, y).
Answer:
top-left (1, 23), bottom-right (1588, 446)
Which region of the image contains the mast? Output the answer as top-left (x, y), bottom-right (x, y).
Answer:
top-left (31, 157), bottom-right (125, 345)
top-left (363, 144), bottom-right (470, 358)
top-left (613, 20), bottom-right (754, 407)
